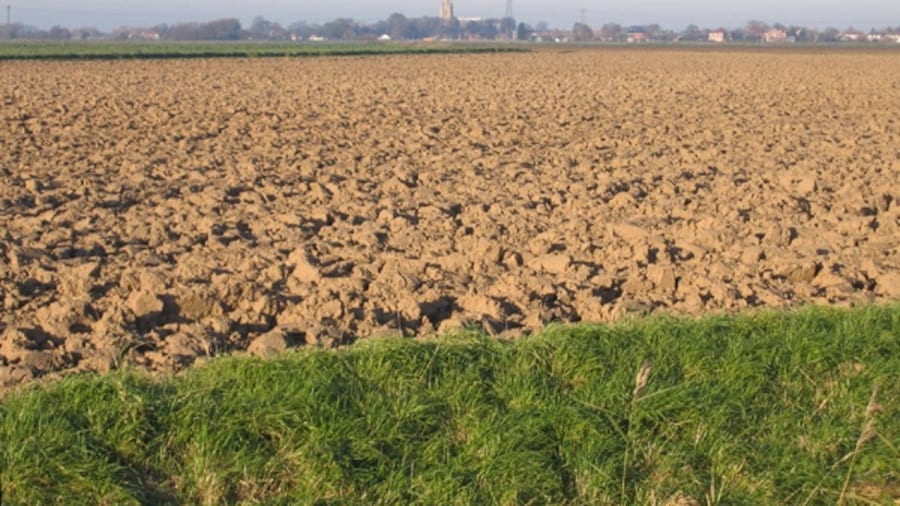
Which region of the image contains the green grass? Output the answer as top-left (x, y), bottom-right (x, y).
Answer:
top-left (2, 305), bottom-right (898, 504)
top-left (0, 41), bottom-right (527, 60)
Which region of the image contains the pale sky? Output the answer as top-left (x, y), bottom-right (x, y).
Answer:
top-left (9, 0), bottom-right (899, 31)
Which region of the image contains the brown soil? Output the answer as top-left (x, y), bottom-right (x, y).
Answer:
top-left (1, 50), bottom-right (898, 391)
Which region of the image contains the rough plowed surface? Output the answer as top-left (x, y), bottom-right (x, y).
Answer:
top-left (1, 51), bottom-right (898, 390)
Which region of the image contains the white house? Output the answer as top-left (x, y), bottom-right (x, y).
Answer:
top-left (708, 31), bottom-right (726, 43)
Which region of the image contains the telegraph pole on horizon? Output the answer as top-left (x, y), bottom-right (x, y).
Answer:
top-left (6, 5), bottom-right (11, 38)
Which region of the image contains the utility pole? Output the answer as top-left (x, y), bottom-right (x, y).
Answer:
top-left (6, 5), bottom-right (10, 39)
top-left (505, 0), bottom-right (513, 19)
top-left (580, 8), bottom-right (587, 26)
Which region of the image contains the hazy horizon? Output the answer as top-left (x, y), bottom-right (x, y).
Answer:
top-left (7, 1), bottom-right (899, 31)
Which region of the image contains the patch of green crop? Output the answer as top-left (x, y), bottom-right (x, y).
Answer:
top-left (2, 304), bottom-right (898, 504)
top-left (0, 41), bottom-right (527, 60)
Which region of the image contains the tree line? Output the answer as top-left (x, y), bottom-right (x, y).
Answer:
top-left (0, 14), bottom-right (524, 42)
top-left (0, 18), bottom-right (243, 41)
top-left (579, 20), bottom-right (900, 43)
top-left (226, 14), bottom-right (526, 42)
top-left (2, 14), bottom-right (899, 42)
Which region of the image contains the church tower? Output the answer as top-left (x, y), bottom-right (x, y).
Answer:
top-left (440, 0), bottom-right (454, 22)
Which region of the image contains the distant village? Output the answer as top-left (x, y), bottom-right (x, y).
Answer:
top-left (1, 1), bottom-right (899, 45)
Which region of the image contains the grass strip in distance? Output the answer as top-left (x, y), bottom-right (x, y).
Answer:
top-left (1, 304), bottom-right (898, 504)
top-left (0, 41), bottom-right (528, 60)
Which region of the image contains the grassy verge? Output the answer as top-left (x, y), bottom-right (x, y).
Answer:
top-left (0, 41), bottom-right (527, 60)
top-left (1, 305), bottom-right (898, 504)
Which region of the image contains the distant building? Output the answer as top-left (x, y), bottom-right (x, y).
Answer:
top-left (440, 0), bottom-right (454, 22)
top-left (627, 32), bottom-right (649, 43)
top-left (840, 31), bottom-right (863, 42)
top-left (123, 29), bottom-right (159, 40)
top-left (763, 28), bottom-right (787, 43)
top-left (708, 30), bottom-right (726, 43)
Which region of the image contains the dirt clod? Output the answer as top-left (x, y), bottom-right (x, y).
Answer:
top-left (248, 328), bottom-right (293, 358)
top-left (127, 291), bottom-right (166, 328)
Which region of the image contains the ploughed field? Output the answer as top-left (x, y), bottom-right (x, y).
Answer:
top-left (1, 50), bottom-right (898, 389)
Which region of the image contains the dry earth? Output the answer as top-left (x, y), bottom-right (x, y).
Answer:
top-left (1, 49), bottom-right (898, 390)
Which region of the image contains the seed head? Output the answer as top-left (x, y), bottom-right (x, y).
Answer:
top-left (633, 360), bottom-right (652, 399)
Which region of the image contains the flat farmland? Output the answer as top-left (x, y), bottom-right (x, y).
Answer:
top-left (1, 50), bottom-right (898, 388)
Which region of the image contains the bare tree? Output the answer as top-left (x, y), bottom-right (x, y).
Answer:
top-left (573, 22), bottom-right (594, 42)
top-left (386, 13), bottom-right (409, 39)
top-left (821, 27), bottom-right (840, 42)
top-left (600, 23), bottom-right (622, 41)
top-left (250, 16), bottom-right (272, 39)
top-left (745, 20), bottom-right (770, 41)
